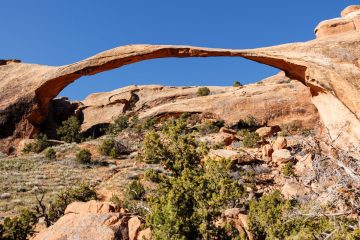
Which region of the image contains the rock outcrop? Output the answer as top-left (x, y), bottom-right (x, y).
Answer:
top-left (79, 72), bottom-right (319, 134)
top-left (32, 200), bottom-right (148, 240)
top-left (1, 5), bottom-right (359, 153)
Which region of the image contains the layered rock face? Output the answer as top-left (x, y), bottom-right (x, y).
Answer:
top-left (1, 5), bottom-right (359, 152)
top-left (78, 72), bottom-right (319, 134)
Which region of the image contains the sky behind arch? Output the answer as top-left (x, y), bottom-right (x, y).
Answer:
top-left (1, 0), bottom-right (358, 100)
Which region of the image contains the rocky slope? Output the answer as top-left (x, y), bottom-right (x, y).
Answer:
top-left (1, 5), bottom-right (360, 153)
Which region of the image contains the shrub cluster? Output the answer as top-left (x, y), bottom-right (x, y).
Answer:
top-left (138, 118), bottom-right (243, 239)
top-left (22, 134), bottom-right (49, 153)
top-left (238, 129), bottom-right (260, 148)
top-left (249, 191), bottom-right (360, 239)
top-left (106, 115), bottom-right (129, 135)
top-left (233, 81), bottom-right (242, 87)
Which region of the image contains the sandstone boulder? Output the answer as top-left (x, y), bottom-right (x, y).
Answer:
top-left (128, 216), bottom-right (142, 240)
top-left (272, 149), bottom-right (291, 164)
top-left (33, 200), bottom-right (131, 240)
top-left (273, 136), bottom-right (287, 150)
top-left (255, 126), bottom-right (280, 138)
top-left (261, 144), bottom-right (273, 161)
top-left (281, 181), bottom-right (310, 199)
top-left (137, 228), bottom-right (152, 240)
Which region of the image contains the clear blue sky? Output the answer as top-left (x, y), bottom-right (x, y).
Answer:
top-left (1, 1), bottom-right (357, 100)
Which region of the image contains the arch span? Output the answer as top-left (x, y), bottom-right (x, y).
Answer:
top-left (1, 35), bottom-right (360, 152)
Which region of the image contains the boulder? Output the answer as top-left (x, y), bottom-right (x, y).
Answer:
top-left (137, 228), bottom-right (152, 240)
top-left (261, 144), bottom-right (273, 161)
top-left (272, 149), bottom-right (291, 164)
top-left (224, 208), bottom-right (241, 218)
top-left (273, 136), bottom-right (287, 150)
top-left (65, 200), bottom-right (115, 214)
top-left (281, 181), bottom-right (310, 198)
top-left (128, 216), bottom-right (142, 240)
top-left (33, 200), bottom-right (131, 240)
top-left (255, 126), bottom-right (280, 138)
top-left (209, 149), bottom-right (240, 161)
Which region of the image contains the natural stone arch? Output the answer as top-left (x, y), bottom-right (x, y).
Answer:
top-left (2, 5), bottom-right (360, 152)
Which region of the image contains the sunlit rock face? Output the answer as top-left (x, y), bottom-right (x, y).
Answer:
top-left (0, 5), bottom-right (360, 153)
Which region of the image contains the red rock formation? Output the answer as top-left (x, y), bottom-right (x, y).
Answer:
top-left (1, 5), bottom-right (359, 152)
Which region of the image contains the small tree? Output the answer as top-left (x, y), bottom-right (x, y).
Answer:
top-left (197, 87), bottom-right (210, 96)
top-left (106, 115), bottom-right (129, 135)
top-left (233, 81), bottom-right (242, 87)
top-left (76, 149), bottom-right (92, 164)
top-left (57, 116), bottom-right (82, 143)
top-left (45, 148), bottom-right (56, 160)
top-left (98, 138), bottom-right (117, 158)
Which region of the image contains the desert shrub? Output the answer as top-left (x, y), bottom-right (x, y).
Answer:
top-left (257, 81), bottom-right (264, 85)
top-left (140, 117), bottom-right (243, 239)
top-left (98, 138), bottom-right (117, 158)
top-left (22, 133), bottom-right (49, 153)
top-left (56, 116), bottom-right (82, 143)
top-left (237, 115), bottom-right (260, 129)
top-left (144, 169), bottom-right (164, 183)
top-left (147, 157), bottom-right (244, 239)
top-left (106, 115), bottom-right (129, 135)
top-left (249, 191), bottom-right (360, 239)
top-left (0, 209), bottom-right (37, 240)
top-left (197, 120), bottom-right (220, 135)
top-left (233, 81), bottom-right (242, 87)
top-left (125, 180), bottom-right (145, 201)
top-left (76, 149), bottom-right (92, 164)
top-left (45, 148), bottom-right (56, 160)
top-left (140, 118), bottom-right (205, 176)
top-left (280, 120), bottom-right (302, 136)
top-left (281, 162), bottom-right (294, 177)
top-left (46, 183), bottom-right (97, 224)
top-left (278, 79), bottom-right (291, 84)
top-left (240, 129), bottom-right (260, 148)
top-left (300, 128), bottom-right (314, 137)
top-left (197, 87), bottom-right (210, 96)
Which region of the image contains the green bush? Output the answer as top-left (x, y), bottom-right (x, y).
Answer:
top-left (240, 130), bottom-right (260, 148)
top-left (237, 115), bottom-right (260, 129)
top-left (147, 158), bottom-right (244, 239)
top-left (45, 148), bottom-right (56, 160)
top-left (125, 180), bottom-right (145, 201)
top-left (109, 194), bottom-right (123, 209)
top-left (22, 133), bottom-right (49, 153)
top-left (0, 209), bottom-right (37, 240)
top-left (140, 118), bottom-right (204, 176)
top-left (106, 115), bottom-right (129, 135)
top-left (197, 87), bottom-right (210, 96)
top-left (98, 138), bottom-right (117, 158)
top-left (76, 149), bottom-right (92, 164)
top-left (248, 191), bottom-right (360, 239)
top-left (197, 120), bottom-right (221, 135)
top-left (281, 163), bottom-right (295, 177)
top-left (144, 169), bottom-right (164, 183)
top-left (233, 81), bottom-right (242, 87)
top-left (56, 116), bottom-right (82, 143)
